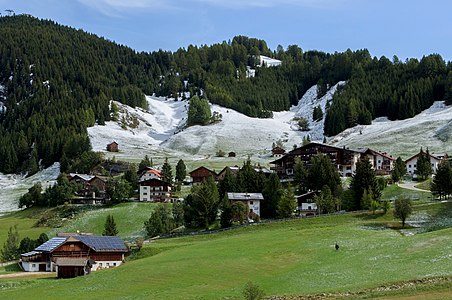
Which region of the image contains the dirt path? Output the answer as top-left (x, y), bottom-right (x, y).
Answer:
top-left (0, 272), bottom-right (54, 279)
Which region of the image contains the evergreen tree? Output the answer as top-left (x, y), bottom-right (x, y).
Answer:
top-left (293, 157), bottom-right (308, 194)
top-left (161, 157), bottom-right (173, 184)
top-left (218, 168), bottom-right (236, 199)
top-left (391, 157), bottom-right (406, 182)
top-left (123, 165), bottom-right (139, 193)
top-left (261, 173), bottom-right (282, 218)
top-left (103, 214), bottom-right (119, 236)
top-left (19, 237), bottom-right (37, 254)
top-left (220, 195), bottom-right (233, 228)
top-left (277, 184), bottom-right (296, 218)
top-left (106, 178), bottom-right (132, 204)
top-left (138, 155), bottom-right (151, 173)
top-left (314, 185), bottom-right (336, 214)
top-left (307, 154), bottom-right (341, 196)
top-left (183, 176), bottom-right (220, 229)
top-left (417, 148), bottom-right (432, 180)
top-left (187, 96), bottom-right (211, 126)
top-left (312, 105), bottom-right (323, 121)
top-left (144, 204), bottom-right (175, 238)
top-left (350, 158), bottom-right (381, 210)
top-left (431, 160), bottom-right (452, 200)
top-left (172, 201), bottom-right (185, 227)
top-left (1, 226), bottom-right (19, 262)
top-left (175, 159), bottom-right (186, 182)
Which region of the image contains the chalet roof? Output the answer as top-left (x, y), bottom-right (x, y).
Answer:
top-left (107, 141), bottom-right (118, 146)
top-left (35, 237), bottom-right (67, 252)
top-left (358, 148), bottom-right (395, 160)
top-left (69, 173), bottom-right (95, 182)
top-left (227, 193), bottom-right (264, 201)
top-left (55, 257), bottom-right (87, 267)
top-left (30, 235), bottom-right (128, 255)
top-left (21, 250), bottom-right (41, 257)
top-left (405, 151), bottom-right (442, 163)
top-left (270, 142), bottom-right (360, 164)
top-left (76, 235), bottom-right (128, 252)
top-left (141, 169), bottom-right (161, 178)
top-left (189, 166), bottom-right (217, 176)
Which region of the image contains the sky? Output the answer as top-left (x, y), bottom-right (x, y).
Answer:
top-left (1, 0), bottom-right (452, 61)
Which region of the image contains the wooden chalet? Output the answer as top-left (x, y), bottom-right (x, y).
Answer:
top-left (139, 168), bottom-right (162, 182)
top-left (357, 148), bottom-right (395, 175)
top-left (271, 146), bottom-right (286, 158)
top-left (216, 166), bottom-right (240, 181)
top-left (68, 173), bottom-right (108, 200)
top-left (20, 234), bottom-right (128, 278)
top-left (189, 166), bottom-right (217, 185)
top-left (228, 151), bottom-right (236, 157)
top-left (271, 142), bottom-right (361, 178)
top-left (107, 141), bottom-right (119, 152)
top-left (139, 178), bottom-right (172, 202)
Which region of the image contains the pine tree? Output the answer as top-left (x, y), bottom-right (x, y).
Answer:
top-left (262, 173), bottom-right (282, 218)
top-left (277, 184), bottom-right (296, 218)
top-left (103, 214), bottom-right (119, 236)
top-left (350, 159), bottom-right (381, 210)
top-left (161, 157), bottom-right (173, 184)
top-left (391, 157), bottom-right (406, 182)
top-left (1, 226), bottom-right (19, 262)
top-left (138, 155), bottom-right (151, 173)
top-left (431, 160), bottom-right (452, 200)
top-left (175, 159), bottom-right (186, 182)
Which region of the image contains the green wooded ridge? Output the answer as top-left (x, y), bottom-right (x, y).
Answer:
top-left (0, 15), bottom-right (451, 174)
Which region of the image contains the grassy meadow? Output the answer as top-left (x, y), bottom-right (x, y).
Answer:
top-left (0, 200), bottom-right (451, 299)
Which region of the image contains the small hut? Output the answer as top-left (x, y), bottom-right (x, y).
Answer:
top-left (107, 141), bottom-right (119, 152)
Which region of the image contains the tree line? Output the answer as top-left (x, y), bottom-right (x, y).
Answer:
top-left (1, 15), bottom-right (451, 174)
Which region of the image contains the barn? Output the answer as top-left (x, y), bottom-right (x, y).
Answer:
top-left (20, 233), bottom-right (128, 278)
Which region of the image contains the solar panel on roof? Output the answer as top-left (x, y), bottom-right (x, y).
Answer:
top-left (35, 237), bottom-right (67, 252)
top-left (77, 236), bottom-right (127, 252)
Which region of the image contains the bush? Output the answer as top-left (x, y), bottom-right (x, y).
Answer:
top-left (242, 282), bottom-right (265, 300)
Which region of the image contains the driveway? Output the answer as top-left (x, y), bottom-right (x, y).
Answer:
top-left (0, 272), bottom-right (54, 279)
top-left (398, 182), bottom-right (430, 192)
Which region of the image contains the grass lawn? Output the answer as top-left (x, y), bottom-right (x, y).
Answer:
top-left (415, 178), bottom-right (432, 191)
top-left (46, 202), bottom-right (158, 241)
top-left (381, 184), bottom-right (431, 202)
top-left (0, 201), bottom-right (451, 299)
top-left (0, 208), bottom-right (50, 248)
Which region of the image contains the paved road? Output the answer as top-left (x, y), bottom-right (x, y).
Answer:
top-left (398, 182), bottom-right (430, 192)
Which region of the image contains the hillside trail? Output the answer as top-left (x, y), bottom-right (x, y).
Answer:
top-left (0, 271), bottom-right (54, 278)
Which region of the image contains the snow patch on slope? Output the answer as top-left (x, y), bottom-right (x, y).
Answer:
top-left (0, 163), bottom-right (60, 215)
top-left (291, 81), bottom-right (345, 142)
top-left (333, 101), bottom-right (452, 158)
top-left (88, 84), bottom-right (343, 160)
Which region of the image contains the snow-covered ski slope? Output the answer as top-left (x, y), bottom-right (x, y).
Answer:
top-left (88, 83), bottom-right (344, 161)
top-left (0, 163), bottom-right (60, 215)
top-left (333, 101), bottom-right (452, 158)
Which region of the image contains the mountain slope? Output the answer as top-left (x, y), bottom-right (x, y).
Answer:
top-left (333, 101), bottom-right (452, 158)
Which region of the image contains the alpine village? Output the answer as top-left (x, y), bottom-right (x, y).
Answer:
top-left (0, 12), bottom-right (451, 300)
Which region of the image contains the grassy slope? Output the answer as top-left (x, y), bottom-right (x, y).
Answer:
top-left (0, 203), bottom-right (451, 299)
top-left (46, 202), bottom-right (157, 241)
top-left (0, 208), bottom-right (50, 247)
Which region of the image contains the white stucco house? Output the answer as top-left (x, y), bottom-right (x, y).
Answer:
top-left (227, 192), bottom-right (264, 217)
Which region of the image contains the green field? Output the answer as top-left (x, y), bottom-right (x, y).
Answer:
top-left (0, 200), bottom-right (451, 299)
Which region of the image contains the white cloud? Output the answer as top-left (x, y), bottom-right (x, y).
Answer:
top-left (78, 0), bottom-right (175, 17)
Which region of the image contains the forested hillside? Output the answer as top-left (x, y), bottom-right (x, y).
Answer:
top-left (0, 15), bottom-right (451, 174)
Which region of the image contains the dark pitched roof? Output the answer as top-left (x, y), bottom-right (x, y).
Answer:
top-left (76, 235), bottom-right (128, 252)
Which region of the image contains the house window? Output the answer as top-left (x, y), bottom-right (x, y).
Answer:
top-left (143, 192), bottom-right (147, 195)
top-left (106, 263), bottom-right (110, 267)
top-left (113, 263), bottom-right (117, 266)
top-left (378, 160), bottom-right (381, 164)
top-left (414, 164), bottom-right (417, 168)
top-left (250, 201), bottom-right (253, 205)
top-left (308, 206), bottom-right (312, 210)
top-left (409, 165), bottom-right (411, 168)
top-left (431, 163), bottom-right (434, 167)
top-left (32, 264), bottom-right (36, 268)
